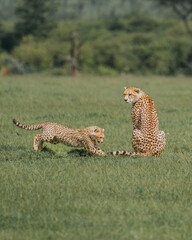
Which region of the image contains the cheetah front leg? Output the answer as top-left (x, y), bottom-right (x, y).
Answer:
top-left (83, 140), bottom-right (106, 156)
top-left (88, 145), bottom-right (106, 156)
top-left (93, 144), bottom-right (106, 155)
top-left (94, 148), bottom-right (106, 156)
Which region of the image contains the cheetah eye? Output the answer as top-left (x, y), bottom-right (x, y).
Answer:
top-left (128, 94), bottom-right (131, 96)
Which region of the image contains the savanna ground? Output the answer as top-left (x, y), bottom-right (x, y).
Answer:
top-left (0, 74), bottom-right (192, 240)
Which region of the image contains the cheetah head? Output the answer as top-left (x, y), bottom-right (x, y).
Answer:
top-left (90, 127), bottom-right (104, 143)
top-left (123, 87), bottom-right (143, 104)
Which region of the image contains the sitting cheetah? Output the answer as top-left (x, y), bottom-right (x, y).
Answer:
top-left (13, 119), bottom-right (106, 155)
top-left (110, 87), bottom-right (166, 156)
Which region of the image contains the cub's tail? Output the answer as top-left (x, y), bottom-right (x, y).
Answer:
top-left (12, 119), bottom-right (43, 130)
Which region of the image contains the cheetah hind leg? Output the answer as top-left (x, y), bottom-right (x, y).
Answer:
top-left (33, 134), bottom-right (44, 151)
top-left (38, 139), bottom-right (44, 151)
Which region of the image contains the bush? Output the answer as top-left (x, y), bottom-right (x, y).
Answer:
top-left (107, 16), bottom-right (162, 33)
top-left (13, 36), bottom-right (69, 71)
top-left (95, 65), bottom-right (118, 76)
top-left (170, 37), bottom-right (192, 74)
top-left (6, 16), bottom-right (192, 75)
top-left (0, 52), bottom-right (9, 67)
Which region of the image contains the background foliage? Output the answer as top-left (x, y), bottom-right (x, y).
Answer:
top-left (10, 17), bottom-right (192, 75)
top-left (0, 0), bottom-right (192, 75)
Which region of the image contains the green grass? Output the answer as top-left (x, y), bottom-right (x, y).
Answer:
top-left (0, 74), bottom-right (192, 240)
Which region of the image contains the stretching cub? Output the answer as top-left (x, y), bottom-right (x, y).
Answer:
top-left (13, 119), bottom-right (105, 155)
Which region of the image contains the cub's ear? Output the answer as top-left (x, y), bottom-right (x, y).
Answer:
top-left (94, 128), bottom-right (99, 132)
top-left (135, 88), bottom-right (140, 93)
top-left (102, 129), bottom-right (104, 132)
top-left (124, 86), bottom-right (128, 90)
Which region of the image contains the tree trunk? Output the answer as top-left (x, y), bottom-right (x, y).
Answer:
top-left (183, 17), bottom-right (192, 36)
top-left (70, 32), bottom-right (79, 76)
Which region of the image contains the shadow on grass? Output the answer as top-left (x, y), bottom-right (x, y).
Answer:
top-left (41, 147), bottom-right (56, 155)
top-left (67, 149), bottom-right (89, 157)
top-left (0, 145), bottom-right (57, 162)
top-left (0, 144), bottom-right (92, 162)
top-left (42, 147), bottom-right (89, 157)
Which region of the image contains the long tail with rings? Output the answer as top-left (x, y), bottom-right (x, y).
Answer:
top-left (12, 119), bottom-right (43, 131)
top-left (109, 150), bottom-right (151, 156)
top-left (109, 151), bottom-right (132, 156)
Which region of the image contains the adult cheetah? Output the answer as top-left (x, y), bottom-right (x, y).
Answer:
top-left (111, 87), bottom-right (166, 156)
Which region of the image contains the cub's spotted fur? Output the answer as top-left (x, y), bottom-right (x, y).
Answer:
top-left (110, 87), bottom-right (166, 157)
top-left (13, 119), bottom-right (105, 155)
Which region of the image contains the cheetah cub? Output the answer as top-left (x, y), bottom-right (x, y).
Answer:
top-left (13, 119), bottom-right (106, 155)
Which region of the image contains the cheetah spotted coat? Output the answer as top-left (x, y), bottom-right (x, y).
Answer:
top-left (13, 119), bottom-right (105, 155)
top-left (110, 87), bottom-right (166, 156)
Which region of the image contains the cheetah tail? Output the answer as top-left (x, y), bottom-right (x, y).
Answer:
top-left (12, 119), bottom-right (43, 131)
top-left (109, 151), bottom-right (132, 156)
top-left (109, 151), bottom-right (152, 157)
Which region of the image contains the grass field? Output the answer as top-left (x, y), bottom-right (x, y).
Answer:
top-left (0, 74), bottom-right (192, 240)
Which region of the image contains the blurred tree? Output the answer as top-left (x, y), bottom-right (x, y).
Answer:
top-left (155, 0), bottom-right (192, 36)
top-left (0, 22), bottom-right (4, 51)
top-left (2, 32), bottom-right (18, 52)
top-left (14, 0), bottom-right (57, 38)
top-left (0, 22), bottom-right (18, 52)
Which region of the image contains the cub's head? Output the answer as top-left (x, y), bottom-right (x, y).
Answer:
top-left (123, 87), bottom-right (143, 104)
top-left (89, 127), bottom-right (104, 143)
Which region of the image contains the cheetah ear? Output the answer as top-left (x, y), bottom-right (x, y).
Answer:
top-left (135, 88), bottom-right (140, 93)
top-left (124, 86), bottom-right (128, 90)
top-left (103, 129), bottom-right (104, 132)
top-left (94, 128), bottom-right (99, 132)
